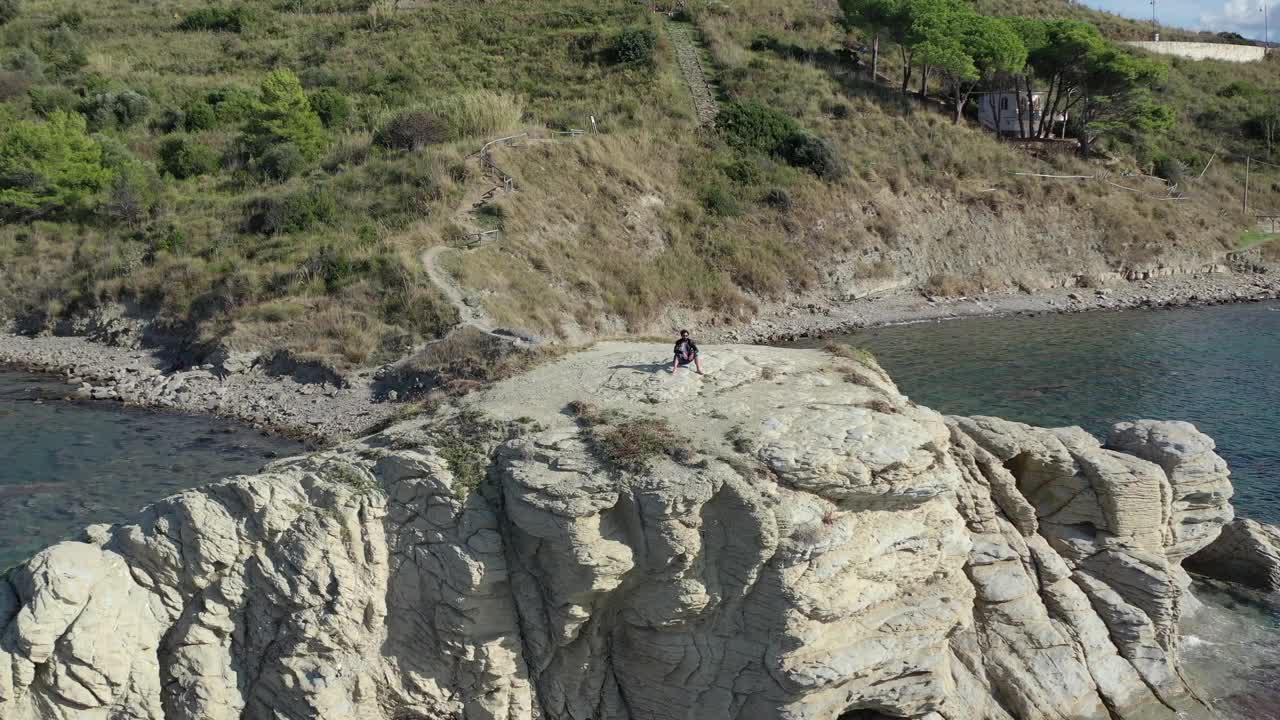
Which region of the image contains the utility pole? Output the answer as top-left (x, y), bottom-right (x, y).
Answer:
top-left (1151, 0), bottom-right (1158, 41)
top-left (1264, 1), bottom-right (1271, 55)
top-left (1245, 156), bottom-right (1252, 214)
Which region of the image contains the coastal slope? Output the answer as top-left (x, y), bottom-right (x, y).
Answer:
top-left (0, 344), bottom-right (1239, 719)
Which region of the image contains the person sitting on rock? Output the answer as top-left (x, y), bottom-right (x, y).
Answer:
top-left (671, 330), bottom-right (703, 374)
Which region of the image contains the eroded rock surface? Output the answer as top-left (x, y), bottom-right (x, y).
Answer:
top-left (1186, 518), bottom-right (1280, 592)
top-left (0, 343), bottom-right (1238, 720)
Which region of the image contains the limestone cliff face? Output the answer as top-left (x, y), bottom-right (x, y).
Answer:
top-left (0, 344), bottom-right (1237, 720)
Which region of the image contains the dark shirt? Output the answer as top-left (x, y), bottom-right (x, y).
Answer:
top-left (674, 338), bottom-right (699, 359)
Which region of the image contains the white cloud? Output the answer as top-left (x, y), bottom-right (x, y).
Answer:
top-left (1200, 0), bottom-right (1272, 37)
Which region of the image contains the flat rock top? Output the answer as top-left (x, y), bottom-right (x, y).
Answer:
top-left (468, 342), bottom-right (948, 488)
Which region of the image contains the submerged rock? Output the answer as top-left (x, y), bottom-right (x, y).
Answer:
top-left (0, 343), bottom-right (1240, 719)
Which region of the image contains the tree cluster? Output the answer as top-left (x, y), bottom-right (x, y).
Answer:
top-left (840, 0), bottom-right (1171, 156)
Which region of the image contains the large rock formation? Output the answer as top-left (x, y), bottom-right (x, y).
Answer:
top-left (0, 343), bottom-right (1238, 720)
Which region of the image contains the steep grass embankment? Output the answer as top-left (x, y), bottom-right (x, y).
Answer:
top-left (1, 0), bottom-right (1277, 371)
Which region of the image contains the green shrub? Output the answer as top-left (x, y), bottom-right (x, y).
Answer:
top-left (782, 133), bottom-right (846, 180)
top-left (717, 102), bottom-right (845, 180)
top-left (242, 69), bottom-right (328, 161)
top-left (0, 70), bottom-right (31, 101)
top-left (27, 85), bottom-right (78, 117)
top-left (257, 142), bottom-right (305, 181)
top-left (1218, 80), bottom-right (1262, 99)
top-left (102, 161), bottom-right (160, 227)
top-left (374, 110), bottom-right (447, 150)
top-left (426, 90), bottom-right (523, 140)
top-left (763, 188), bottom-right (792, 210)
top-left (0, 0), bottom-right (19, 26)
top-left (183, 101), bottom-right (218, 131)
top-left (283, 190), bottom-right (337, 233)
top-left (7, 47), bottom-right (44, 80)
top-left (178, 6), bottom-right (253, 33)
top-left (701, 184), bottom-right (740, 216)
top-left (205, 87), bottom-right (257, 123)
top-left (81, 91), bottom-right (151, 130)
top-left (612, 26), bottom-right (657, 65)
top-left (94, 135), bottom-right (134, 171)
top-left (599, 417), bottom-right (686, 470)
top-left (1153, 155), bottom-right (1186, 184)
top-left (147, 223), bottom-right (186, 254)
top-left (716, 102), bottom-right (801, 155)
top-left (308, 88), bottom-right (351, 129)
top-left (53, 8), bottom-right (83, 29)
top-left (243, 188), bottom-right (336, 234)
top-left (724, 157), bottom-right (762, 185)
top-left (153, 109), bottom-right (184, 134)
top-left (0, 111), bottom-right (112, 220)
top-left (42, 25), bottom-right (88, 74)
top-left (275, 0), bottom-right (363, 11)
top-left (157, 136), bottom-right (219, 179)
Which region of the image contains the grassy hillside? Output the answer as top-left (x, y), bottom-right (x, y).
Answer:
top-left (0, 0), bottom-right (689, 363)
top-left (0, 0), bottom-right (1276, 368)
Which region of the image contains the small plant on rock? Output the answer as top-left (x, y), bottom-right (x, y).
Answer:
top-left (438, 431), bottom-right (488, 499)
top-left (327, 463), bottom-right (379, 494)
top-left (569, 402), bottom-right (693, 472)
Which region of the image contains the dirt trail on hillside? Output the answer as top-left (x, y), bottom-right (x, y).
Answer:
top-left (421, 244), bottom-right (500, 335)
top-left (667, 21), bottom-right (718, 126)
top-left (420, 145), bottom-right (508, 337)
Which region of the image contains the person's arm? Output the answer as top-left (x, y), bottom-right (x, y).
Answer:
top-left (689, 341), bottom-right (699, 355)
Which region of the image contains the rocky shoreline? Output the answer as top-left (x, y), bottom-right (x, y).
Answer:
top-left (3, 271), bottom-right (1278, 442)
top-left (0, 334), bottom-right (398, 443)
top-left (707, 270), bottom-right (1280, 343)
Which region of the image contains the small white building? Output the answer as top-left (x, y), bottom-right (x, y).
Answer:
top-left (977, 92), bottom-right (1069, 138)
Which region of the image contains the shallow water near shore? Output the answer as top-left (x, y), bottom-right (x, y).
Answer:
top-left (804, 300), bottom-right (1280, 720)
top-left (0, 370), bottom-right (303, 569)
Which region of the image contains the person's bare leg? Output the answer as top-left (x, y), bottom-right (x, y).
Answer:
top-left (694, 357), bottom-right (704, 374)
top-left (671, 357), bottom-right (679, 373)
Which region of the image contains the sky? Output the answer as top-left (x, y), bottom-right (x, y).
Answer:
top-left (1082, 0), bottom-right (1277, 40)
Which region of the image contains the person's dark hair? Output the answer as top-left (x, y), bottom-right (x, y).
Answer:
top-left (680, 329), bottom-right (690, 337)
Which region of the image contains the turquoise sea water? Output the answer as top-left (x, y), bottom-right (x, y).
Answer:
top-left (0, 370), bottom-right (302, 569)
top-left (804, 301), bottom-right (1280, 525)
top-left (805, 300), bottom-right (1280, 720)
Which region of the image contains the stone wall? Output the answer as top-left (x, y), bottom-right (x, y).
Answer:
top-left (1124, 41), bottom-right (1266, 63)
